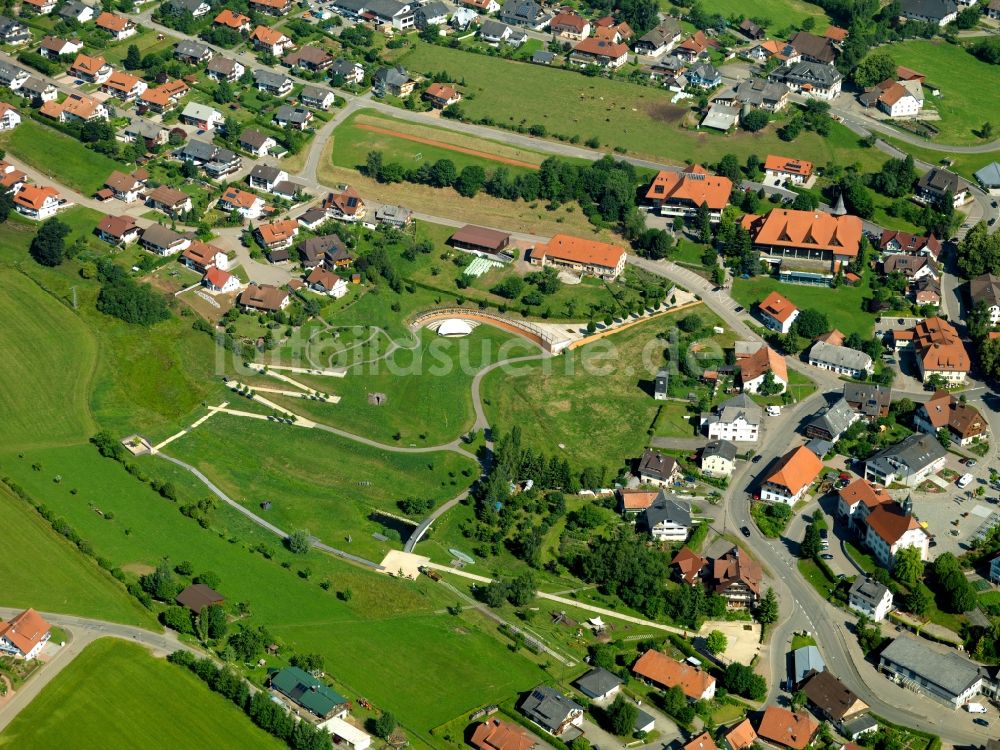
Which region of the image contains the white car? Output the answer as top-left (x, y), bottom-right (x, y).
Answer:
top-left (767, 405), bottom-right (781, 416)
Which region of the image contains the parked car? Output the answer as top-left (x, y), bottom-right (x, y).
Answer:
top-left (973, 718), bottom-right (989, 727)
top-left (734, 305), bottom-right (745, 313)
top-left (741, 526), bottom-right (751, 537)
top-left (752, 454), bottom-right (763, 463)
top-left (821, 553), bottom-right (834, 560)
top-left (966, 459), bottom-right (977, 467)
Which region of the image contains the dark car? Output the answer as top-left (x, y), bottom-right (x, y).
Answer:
top-left (973, 718), bottom-right (989, 727)
top-left (752, 454), bottom-right (763, 463)
top-left (734, 305), bottom-right (745, 313)
top-left (741, 526), bottom-right (751, 538)
top-left (821, 553), bottom-right (834, 560)
top-left (966, 459), bottom-right (977, 467)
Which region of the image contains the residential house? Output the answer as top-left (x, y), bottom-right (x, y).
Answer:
top-left (415, 1), bottom-right (449, 28)
top-left (374, 204), bottom-right (412, 228)
top-left (864, 432), bottom-right (946, 488)
top-left (450, 7), bottom-right (479, 30)
top-left (70, 53), bottom-right (112, 83)
top-left (323, 185), bottom-right (366, 222)
top-left (644, 165), bottom-right (732, 223)
top-left (175, 40), bottom-right (213, 65)
top-left (497, 0), bottom-right (550, 29)
top-left (893, 316), bottom-right (970, 384)
top-left (528, 234), bottom-right (626, 280)
top-left (0, 61), bottom-right (27, 91)
top-left (176, 140), bottom-right (242, 178)
top-left (550, 11), bottom-right (590, 40)
top-left (849, 576), bottom-right (894, 621)
top-left (206, 56), bottom-right (245, 82)
top-left (363, 0), bottom-right (415, 29)
top-left (299, 235), bottom-right (352, 269)
top-left (760, 446), bottom-right (823, 505)
top-left (470, 719), bottom-right (537, 750)
top-left (460, 0), bottom-right (499, 12)
top-left (988, 0), bottom-right (1000, 19)
top-left (792, 645), bottom-right (825, 686)
top-left (788, 31), bottom-right (837, 64)
top-left (296, 208), bottom-right (327, 231)
top-left (804, 397), bottom-right (860, 443)
top-left (915, 168), bottom-right (971, 208)
top-left (218, 186), bottom-right (265, 219)
top-left (0, 609), bottom-right (51, 659)
top-left (139, 79), bottom-right (189, 114)
top-left (569, 38), bottom-right (630, 69)
top-left (756, 290), bottom-right (799, 333)
top-left (843, 383), bottom-right (892, 421)
top-left (711, 546), bottom-right (762, 608)
top-left (742, 208), bottom-right (862, 282)
top-left (687, 62), bottom-right (721, 88)
top-left (23, 0), bottom-right (57, 14)
top-left (250, 26), bottom-right (293, 56)
top-left (256, 219), bottom-right (299, 251)
top-left (240, 283), bottom-right (290, 312)
top-left (632, 650), bottom-right (716, 700)
top-left (39, 36), bottom-right (82, 58)
top-left (95, 214), bottom-right (140, 245)
top-left (0, 162), bottom-right (26, 193)
top-left (654, 368), bottom-right (669, 400)
top-left (573, 667), bottom-right (622, 704)
top-left (803, 670), bottom-right (870, 726)
top-left (737, 343), bottom-right (788, 395)
top-left (239, 129), bottom-right (278, 157)
top-left (837, 479), bottom-right (892, 528)
top-left (14, 185), bottom-right (61, 220)
top-left (633, 17), bottom-right (682, 57)
top-left (640, 491), bottom-right (692, 542)
top-left (879, 636), bottom-right (987, 707)
top-left (269, 667), bottom-right (347, 718)
top-left (181, 241), bottom-right (228, 273)
top-left (300, 85), bottom-right (336, 110)
top-left (449, 225), bottom-right (511, 259)
top-left (701, 394), bottom-right (761, 443)
top-left (881, 254), bottom-right (936, 281)
top-left (329, 59), bottom-right (364, 85)
top-left (479, 20), bottom-right (526, 46)
top-left (373, 65), bottom-right (415, 98)
top-left (671, 546), bottom-right (706, 585)
top-left (769, 61), bottom-right (842, 100)
top-left (738, 18), bottom-right (765, 39)
top-left (675, 30), bottom-right (715, 61)
top-left (95, 12), bottom-right (136, 40)
top-left (140, 224), bottom-right (190, 256)
top-left (202, 267), bottom-right (240, 293)
top-left (20, 77), bottom-right (57, 103)
top-left (518, 686), bottom-right (583, 736)
top-left (617, 489), bottom-right (657, 517)
top-left (701, 439), bottom-right (737, 478)
top-left (306, 266), bottom-right (348, 298)
top-left (250, 0), bottom-right (292, 14)
top-left (765, 155), bottom-right (813, 186)
top-left (757, 707), bottom-right (819, 750)
top-left (284, 45), bottom-right (334, 72)
top-left (248, 164), bottom-right (289, 193)
top-left (254, 69), bottom-right (293, 96)
top-left (808, 341), bottom-right (874, 378)
top-left (912, 276), bottom-right (941, 307)
top-left (180, 102), bottom-right (224, 130)
top-left (40, 93), bottom-right (107, 123)
top-left (970, 272), bottom-right (1000, 325)
top-left (423, 82), bottom-right (461, 109)
top-left (723, 720), bottom-right (758, 750)
top-left (700, 103), bottom-right (740, 132)
top-left (214, 9), bottom-right (251, 31)
top-left (746, 39), bottom-right (799, 64)
top-left (898, 0), bottom-right (958, 25)
top-left (637, 449), bottom-right (681, 487)
top-left (914, 390), bottom-right (987, 446)
top-left (686, 732), bottom-right (718, 750)
top-left (59, 0), bottom-right (94, 22)
top-left (870, 79), bottom-right (923, 119)
top-left (175, 583), bottom-right (225, 613)
top-left (274, 105), bottom-right (313, 129)
top-left (101, 70), bottom-right (147, 102)
top-left (166, 0), bottom-right (212, 16)
top-left (0, 16), bottom-right (30, 45)
top-left (973, 161), bottom-right (1000, 195)
top-left (0, 102), bottom-right (20, 131)
top-left (146, 185), bottom-right (192, 216)
top-left (715, 78), bottom-right (790, 112)
top-left (878, 230), bottom-right (941, 261)
top-left (104, 170), bottom-right (146, 203)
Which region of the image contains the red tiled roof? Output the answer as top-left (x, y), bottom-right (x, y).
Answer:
top-left (742, 209), bottom-right (862, 258)
top-left (866, 504), bottom-right (923, 546)
top-left (0, 609), bottom-right (50, 655)
top-left (215, 8), bottom-right (250, 27)
top-left (14, 184), bottom-right (58, 209)
top-left (757, 707), bottom-right (818, 750)
top-left (671, 546), bottom-right (706, 585)
top-left (758, 290), bottom-right (798, 324)
top-left (632, 650), bottom-right (715, 699)
top-left (471, 719), bottom-right (536, 750)
top-left (839, 478), bottom-right (891, 511)
top-left (533, 234), bottom-right (625, 271)
top-left (764, 155), bottom-right (813, 178)
top-left (645, 165), bottom-right (732, 210)
top-left (95, 11), bottom-right (130, 31)
top-left (765, 446), bottom-right (823, 495)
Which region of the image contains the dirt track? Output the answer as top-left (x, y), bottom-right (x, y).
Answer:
top-left (356, 123), bottom-right (541, 170)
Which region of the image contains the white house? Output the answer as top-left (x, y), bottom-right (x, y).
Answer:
top-left (306, 267), bottom-right (348, 298)
top-left (808, 341), bottom-right (874, 379)
top-left (180, 102), bottom-right (224, 130)
top-left (877, 80), bottom-right (923, 119)
top-left (202, 267), bottom-right (241, 294)
top-left (760, 446), bottom-right (823, 505)
top-left (700, 439), bottom-right (736, 478)
top-left (218, 187), bottom-right (265, 220)
top-left (573, 667), bottom-right (623, 705)
top-left (637, 449), bottom-right (681, 487)
top-left (864, 432), bottom-right (947, 488)
top-left (640, 491), bottom-right (692, 542)
top-left (701, 394), bottom-right (760, 443)
top-left (13, 184), bottom-right (62, 220)
top-left (317, 717), bottom-right (371, 750)
top-left (848, 577), bottom-right (894, 622)
top-left (757, 291), bottom-right (799, 334)
top-left (864, 503), bottom-right (930, 567)
top-left (737, 342), bottom-right (788, 395)
top-left (0, 102), bottom-right (20, 130)
top-left (0, 608), bottom-right (51, 660)
top-left (969, 273), bottom-right (1000, 326)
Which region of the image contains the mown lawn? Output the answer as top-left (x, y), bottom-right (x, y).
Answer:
top-left (0, 119), bottom-right (131, 194)
top-left (890, 39), bottom-right (1000, 145)
top-left (0, 484), bottom-right (154, 627)
top-left (0, 639), bottom-right (284, 750)
top-left (692, 0), bottom-right (829, 28)
top-left (730, 275), bottom-right (876, 338)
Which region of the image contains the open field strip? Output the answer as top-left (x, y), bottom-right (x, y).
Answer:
top-left (355, 121), bottom-right (542, 170)
top-left (233, 382), bottom-right (340, 403)
top-left (248, 363), bottom-right (347, 377)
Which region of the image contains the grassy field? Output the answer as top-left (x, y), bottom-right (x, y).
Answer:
top-left (0, 270), bottom-right (97, 448)
top-left (481, 306), bottom-right (718, 469)
top-left (263, 326), bottom-right (538, 446)
top-left (102, 30), bottom-right (179, 65)
top-left (730, 275), bottom-right (876, 338)
top-left (890, 40), bottom-right (1000, 145)
top-left (883, 136), bottom-right (999, 183)
top-left (694, 0), bottom-right (828, 29)
top-left (395, 43), bottom-right (888, 171)
top-left (0, 444), bottom-right (553, 737)
top-left (164, 412), bottom-right (478, 558)
top-left (0, 639), bottom-right (284, 750)
top-left (0, 483), bottom-right (154, 626)
top-left (0, 120), bottom-right (131, 194)
top-left (332, 110), bottom-right (547, 175)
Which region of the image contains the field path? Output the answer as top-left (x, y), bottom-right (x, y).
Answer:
top-left (355, 122), bottom-right (542, 170)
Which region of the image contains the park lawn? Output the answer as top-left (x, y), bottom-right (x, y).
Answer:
top-left (332, 109), bottom-right (547, 175)
top-left (0, 119), bottom-right (131, 194)
top-left (730, 275), bottom-right (877, 338)
top-left (481, 306), bottom-right (719, 469)
top-left (0, 269), bottom-right (97, 447)
top-left (396, 42), bottom-right (887, 171)
top-left (791, 633), bottom-right (817, 650)
top-left (264, 326), bottom-right (538, 446)
top-left (653, 400), bottom-right (697, 437)
top-left (798, 558), bottom-right (836, 599)
top-left (882, 136), bottom-right (998, 184)
top-left (890, 40), bottom-right (1000, 146)
top-left (0, 443), bottom-right (551, 737)
top-left (0, 483), bottom-right (154, 627)
top-left (103, 30), bottom-right (179, 65)
top-left (0, 639), bottom-right (285, 750)
top-left (752, 368), bottom-right (817, 407)
top-left (693, 0), bottom-right (828, 29)
top-left (164, 412), bottom-right (478, 555)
